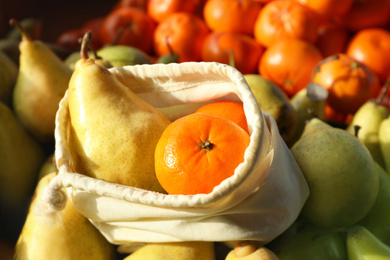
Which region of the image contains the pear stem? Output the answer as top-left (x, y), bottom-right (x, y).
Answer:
top-left (9, 18), bottom-right (32, 41)
top-left (354, 125), bottom-right (361, 137)
top-left (80, 31), bottom-right (93, 60)
top-left (376, 75), bottom-right (390, 104)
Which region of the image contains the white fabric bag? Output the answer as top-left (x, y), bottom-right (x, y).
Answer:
top-left (46, 62), bottom-right (309, 252)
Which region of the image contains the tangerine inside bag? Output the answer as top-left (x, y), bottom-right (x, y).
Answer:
top-left (47, 62), bottom-right (309, 253)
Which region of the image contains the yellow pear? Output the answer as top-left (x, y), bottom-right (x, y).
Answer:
top-left (0, 101), bottom-right (45, 209)
top-left (68, 32), bottom-right (170, 192)
top-left (225, 241), bottom-right (279, 260)
top-left (346, 99), bottom-right (389, 169)
top-left (123, 241), bottom-right (216, 260)
top-left (244, 74), bottom-right (297, 144)
top-left (14, 172), bottom-right (117, 260)
top-left (11, 19), bottom-right (72, 143)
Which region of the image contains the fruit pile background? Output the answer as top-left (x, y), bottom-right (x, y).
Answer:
top-left (1, 0), bottom-right (390, 259)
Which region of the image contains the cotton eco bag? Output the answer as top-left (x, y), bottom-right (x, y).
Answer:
top-left (43, 62), bottom-right (309, 252)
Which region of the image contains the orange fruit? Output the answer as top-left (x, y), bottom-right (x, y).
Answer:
top-left (147, 0), bottom-right (205, 23)
top-left (258, 38), bottom-right (323, 98)
top-left (153, 12), bottom-right (209, 62)
top-left (154, 112), bottom-right (250, 195)
top-left (99, 7), bottom-right (156, 53)
top-left (312, 53), bottom-right (379, 115)
top-left (315, 21), bottom-right (350, 57)
top-left (203, 0), bottom-right (263, 35)
top-left (195, 100), bottom-right (249, 134)
top-left (297, 0), bottom-right (353, 21)
top-left (253, 0), bottom-right (319, 48)
top-left (339, 0), bottom-right (390, 31)
top-left (346, 28), bottom-right (390, 84)
top-left (201, 31), bottom-right (264, 75)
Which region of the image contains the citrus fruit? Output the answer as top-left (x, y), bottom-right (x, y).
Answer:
top-left (154, 112), bottom-right (250, 195)
top-left (195, 100), bottom-right (249, 134)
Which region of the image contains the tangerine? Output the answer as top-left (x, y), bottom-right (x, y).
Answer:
top-left (195, 100), bottom-right (249, 134)
top-left (346, 28), bottom-right (390, 84)
top-left (201, 31), bottom-right (264, 75)
top-left (253, 0), bottom-right (319, 48)
top-left (258, 39), bottom-right (323, 98)
top-left (203, 0), bottom-right (262, 35)
top-left (154, 112), bottom-right (250, 195)
top-left (153, 12), bottom-right (209, 62)
top-left (312, 53), bottom-right (379, 115)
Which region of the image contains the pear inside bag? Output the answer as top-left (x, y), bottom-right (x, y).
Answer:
top-left (52, 62), bottom-right (309, 249)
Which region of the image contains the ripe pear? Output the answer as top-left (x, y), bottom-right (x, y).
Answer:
top-left (14, 172), bottom-right (117, 260)
top-left (287, 83), bottom-right (327, 147)
top-left (123, 241), bottom-right (215, 260)
top-left (291, 118), bottom-right (379, 228)
top-left (225, 241), bottom-right (279, 260)
top-left (68, 32), bottom-right (170, 192)
top-left (359, 162), bottom-right (390, 246)
top-left (244, 74), bottom-right (297, 144)
top-left (96, 44), bottom-right (153, 67)
top-left (0, 101), bottom-right (45, 209)
top-left (346, 99), bottom-right (389, 169)
top-left (11, 19), bottom-right (73, 143)
top-left (379, 116), bottom-right (390, 172)
top-left (347, 225), bottom-right (390, 260)
top-left (0, 50), bottom-right (18, 106)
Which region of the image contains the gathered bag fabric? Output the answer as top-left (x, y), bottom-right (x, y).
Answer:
top-left (44, 62), bottom-right (309, 252)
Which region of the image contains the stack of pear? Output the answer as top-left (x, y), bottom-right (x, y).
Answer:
top-left (290, 118), bottom-right (379, 228)
top-left (123, 241), bottom-right (216, 260)
top-left (11, 19), bottom-right (73, 143)
top-left (14, 172), bottom-right (117, 260)
top-left (67, 31), bottom-right (171, 192)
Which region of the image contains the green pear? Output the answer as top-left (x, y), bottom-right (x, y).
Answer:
top-left (346, 99), bottom-right (389, 169)
top-left (226, 241), bottom-right (279, 260)
top-left (123, 241), bottom-right (215, 260)
top-left (96, 44), bottom-right (153, 67)
top-left (244, 74), bottom-right (297, 144)
top-left (379, 116), bottom-right (390, 172)
top-left (287, 83), bottom-right (327, 147)
top-left (14, 172), bottom-right (117, 260)
top-left (68, 32), bottom-right (170, 192)
top-left (267, 221), bottom-right (347, 260)
top-left (0, 50), bottom-right (18, 106)
top-left (291, 118), bottom-right (379, 228)
top-left (347, 225), bottom-right (390, 260)
top-left (11, 19), bottom-right (73, 143)
top-left (359, 162), bottom-right (390, 246)
top-left (0, 101), bottom-right (45, 209)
